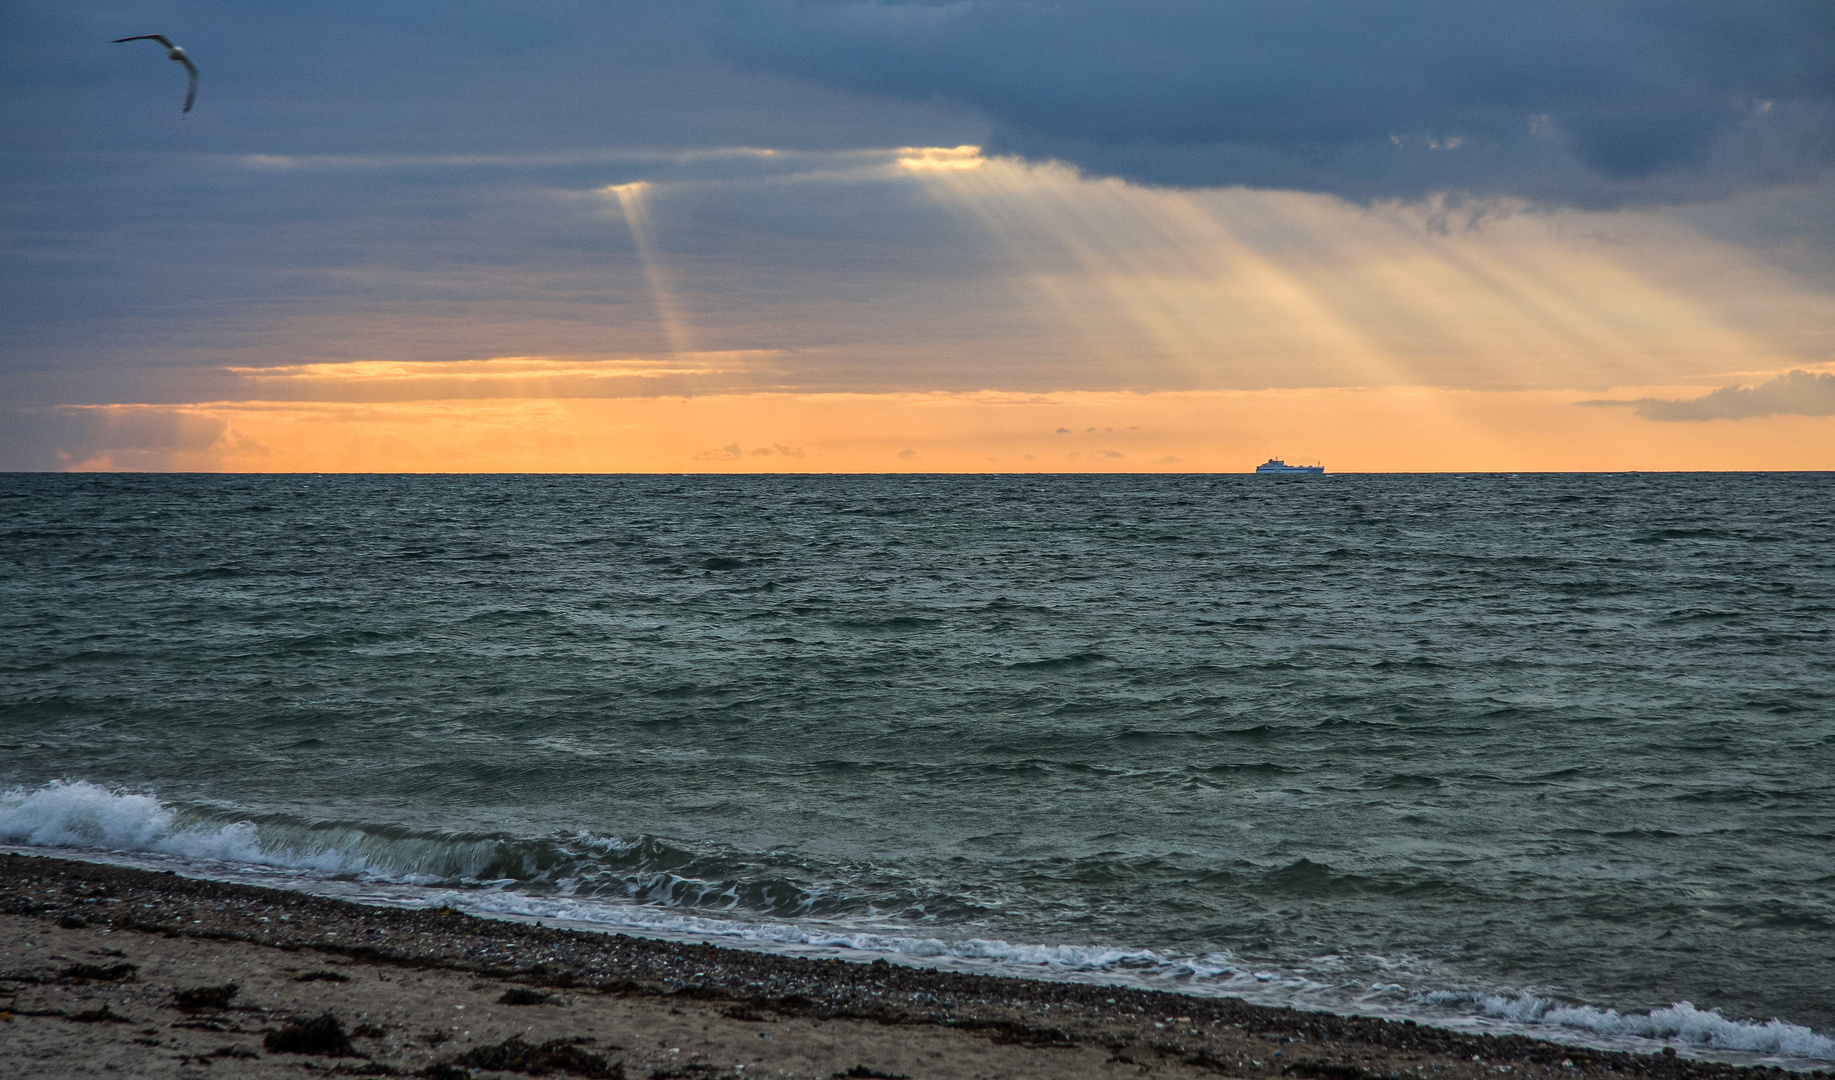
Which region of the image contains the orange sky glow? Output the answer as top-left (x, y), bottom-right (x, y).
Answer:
top-left (51, 382), bottom-right (1834, 474)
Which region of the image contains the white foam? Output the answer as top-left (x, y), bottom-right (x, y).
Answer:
top-left (0, 780), bottom-right (353, 872)
top-left (495, 891), bottom-right (1200, 972)
top-left (1473, 993), bottom-right (1835, 1059)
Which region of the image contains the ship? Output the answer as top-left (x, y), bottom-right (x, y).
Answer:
top-left (1254, 458), bottom-right (1324, 474)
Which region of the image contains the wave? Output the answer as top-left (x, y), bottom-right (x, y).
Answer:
top-left (0, 781), bottom-right (980, 922)
top-left (1426, 992), bottom-right (1835, 1060)
top-left (4, 780), bottom-right (1830, 1066)
top-left (1, 779), bottom-right (311, 869)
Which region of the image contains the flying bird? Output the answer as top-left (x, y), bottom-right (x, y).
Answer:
top-left (114, 34), bottom-right (199, 114)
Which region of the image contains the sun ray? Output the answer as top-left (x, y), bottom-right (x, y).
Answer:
top-left (903, 149), bottom-right (1821, 403)
top-left (606, 182), bottom-right (696, 356)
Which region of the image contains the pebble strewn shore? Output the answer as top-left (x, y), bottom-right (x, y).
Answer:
top-left (1, 853), bottom-right (1823, 1079)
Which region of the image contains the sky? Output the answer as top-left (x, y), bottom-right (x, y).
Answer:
top-left (3, 0), bottom-right (1833, 472)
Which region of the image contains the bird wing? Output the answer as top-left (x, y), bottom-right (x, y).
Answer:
top-left (181, 58), bottom-right (198, 113)
top-left (113, 34), bottom-right (175, 47)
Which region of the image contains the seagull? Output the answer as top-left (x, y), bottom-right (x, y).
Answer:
top-left (113, 34), bottom-right (199, 114)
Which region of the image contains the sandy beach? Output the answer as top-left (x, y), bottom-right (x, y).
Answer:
top-left (2, 853), bottom-right (1811, 1080)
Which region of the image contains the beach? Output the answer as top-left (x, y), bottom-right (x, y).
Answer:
top-left (2, 853), bottom-right (1808, 1080)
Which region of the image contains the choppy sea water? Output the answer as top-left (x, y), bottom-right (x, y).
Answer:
top-left (2, 473), bottom-right (1831, 1065)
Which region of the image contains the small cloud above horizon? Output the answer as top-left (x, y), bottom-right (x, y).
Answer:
top-left (1583, 370), bottom-right (1835, 421)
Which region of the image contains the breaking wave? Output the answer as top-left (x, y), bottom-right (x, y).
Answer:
top-left (1464, 994), bottom-right (1835, 1060)
top-left (0, 780), bottom-right (909, 919)
top-left (2, 779), bottom-right (299, 868)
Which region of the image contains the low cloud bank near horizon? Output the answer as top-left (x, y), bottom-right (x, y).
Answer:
top-left (716, 0), bottom-right (1835, 207)
top-left (1586, 370), bottom-right (1835, 420)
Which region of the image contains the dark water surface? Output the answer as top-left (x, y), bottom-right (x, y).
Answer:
top-left (2, 474), bottom-right (1832, 1061)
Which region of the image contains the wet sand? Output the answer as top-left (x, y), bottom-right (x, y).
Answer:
top-left (1, 853), bottom-right (1812, 1079)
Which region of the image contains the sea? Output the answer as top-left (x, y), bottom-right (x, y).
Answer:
top-left (2, 473), bottom-right (1831, 1066)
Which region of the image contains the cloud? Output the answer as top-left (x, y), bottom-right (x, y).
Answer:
top-left (1585, 370), bottom-right (1835, 420)
top-left (716, 0), bottom-right (1835, 205)
top-left (692, 441), bottom-right (807, 459)
top-left (0, 404), bottom-right (244, 471)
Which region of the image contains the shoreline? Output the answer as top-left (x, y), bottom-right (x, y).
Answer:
top-left (4, 852), bottom-right (1826, 1080)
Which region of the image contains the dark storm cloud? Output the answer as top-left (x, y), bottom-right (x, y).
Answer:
top-left (713, 0), bottom-right (1835, 205)
top-left (1588, 370), bottom-right (1835, 421)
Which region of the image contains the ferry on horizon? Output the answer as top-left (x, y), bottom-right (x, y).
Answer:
top-left (1255, 458), bottom-right (1324, 474)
